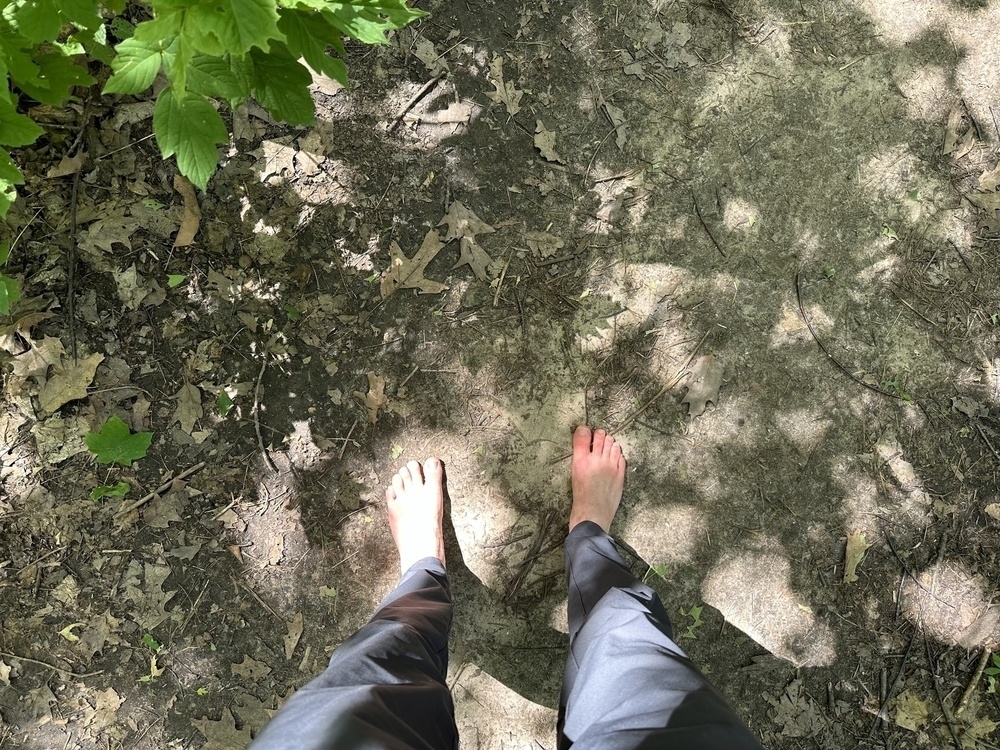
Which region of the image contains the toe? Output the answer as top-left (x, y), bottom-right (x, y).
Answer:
top-left (423, 456), bottom-right (443, 483)
top-left (572, 424), bottom-right (592, 455)
top-left (603, 433), bottom-right (617, 456)
top-left (405, 460), bottom-right (423, 487)
top-left (592, 429), bottom-right (607, 455)
top-left (391, 472), bottom-right (405, 497)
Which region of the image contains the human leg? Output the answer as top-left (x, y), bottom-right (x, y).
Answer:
top-left (558, 427), bottom-right (763, 750)
top-left (250, 459), bottom-right (458, 750)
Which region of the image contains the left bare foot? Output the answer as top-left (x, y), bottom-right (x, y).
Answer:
top-left (385, 458), bottom-right (446, 575)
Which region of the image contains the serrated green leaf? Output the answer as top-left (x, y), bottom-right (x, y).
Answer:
top-left (0, 273), bottom-right (20, 315)
top-left (0, 148), bottom-right (23, 219)
top-left (17, 52), bottom-right (94, 105)
top-left (90, 482), bottom-right (130, 500)
top-left (249, 45), bottom-right (315, 124)
top-left (321, 0), bottom-right (426, 45)
top-left (0, 99), bottom-right (43, 147)
top-left (277, 9), bottom-right (347, 85)
top-left (217, 390), bottom-right (234, 416)
top-left (57, 0), bottom-right (104, 29)
top-left (152, 87), bottom-right (228, 190)
top-left (0, 34), bottom-right (41, 86)
top-left (105, 37), bottom-right (164, 95)
top-left (141, 633), bottom-right (161, 653)
top-left (6, 0), bottom-right (62, 42)
top-left (185, 0), bottom-right (283, 56)
top-left (85, 415), bottom-right (153, 466)
top-left (186, 55), bottom-right (249, 103)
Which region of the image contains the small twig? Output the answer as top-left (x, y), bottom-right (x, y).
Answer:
top-left (174, 579), bottom-right (210, 639)
top-left (254, 354), bottom-right (279, 473)
top-left (68, 168), bottom-right (82, 361)
top-left (116, 462), bottom-right (206, 516)
top-left (338, 419), bottom-right (359, 461)
top-left (231, 577), bottom-right (282, 621)
top-left (0, 651), bottom-right (102, 679)
top-left (399, 365), bottom-right (419, 390)
top-left (795, 273), bottom-right (901, 400)
top-left (925, 638), bottom-right (963, 750)
top-left (867, 635), bottom-right (914, 738)
top-left (891, 290), bottom-right (936, 327)
top-left (387, 75), bottom-right (444, 132)
top-left (692, 194), bottom-right (726, 257)
top-left (956, 648), bottom-right (991, 717)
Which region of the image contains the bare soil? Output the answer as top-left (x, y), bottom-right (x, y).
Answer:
top-left (2, 0), bottom-right (1000, 748)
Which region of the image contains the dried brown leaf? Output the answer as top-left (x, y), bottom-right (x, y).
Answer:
top-left (354, 372), bottom-right (387, 424)
top-left (843, 531), bottom-right (869, 583)
top-left (173, 175), bottom-right (202, 247)
top-left (379, 230), bottom-right (447, 299)
top-left (284, 612), bottom-right (304, 660)
top-left (534, 120), bottom-right (564, 163)
top-left (38, 353), bottom-right (103, 413)
top-left (485, 56), bottom-right (523, 116)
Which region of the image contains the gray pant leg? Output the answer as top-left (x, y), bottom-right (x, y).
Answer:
top-left (250, 557), bottom-right (458, 750)
top-left (559, 522), bottom-right (764, 750)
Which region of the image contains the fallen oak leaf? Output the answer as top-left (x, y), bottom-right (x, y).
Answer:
top-left (453, 238), bottom-right (494, 281)
top-left (173, 381), bottom-right (204, 434)
top-left (843, 531), bottom-right (870, 583)
top-left (354, 372), bottom-right (387, 424)
top-left (534, 119), bottom-right (564, 163)
top-left (967, 192), bottom-right (1000, 215)
top-left (485, 56), bottom-right (523, 116)
top-left (978, 163), bottom-right (1000, 192)
top-left (11, 335), bottom-right (65, 381)
top-left (173, 174), bottom-right (202, 247)
top-left (438, 202), bottom-right (495, 281)
top-left (681, 355), bottom-right (723, 417)
top-left (38, 352), bottom-right (104, 413)
top-left (379, 230), bottom-right (447, 299)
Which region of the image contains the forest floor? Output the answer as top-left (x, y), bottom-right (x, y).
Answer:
top-left (2, 0), bottom-right (1000, 748)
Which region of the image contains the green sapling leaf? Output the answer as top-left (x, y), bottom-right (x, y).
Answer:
top-left (90, 482), bottom-right (131, 501)
top-left (184, 0), bottom-right (283, 56)
top-left (153, 87), bottom-right (228, 189)
top-left (0, 99), bottom-right (45, 147)
top-left (104, 37), bottom-right (164, 94)
top-left (167, 274), bottom-right (186, 287)
top-left (0, 273), bottom-right (20, 315)
top-left (217, 391), bottom-right (234, 416)
top-left (86, 415), bottom-right (153, 466)
top-left (141, 633), bottom-right (162, 653)
top-left (249, 46), bottom-right (315, 124)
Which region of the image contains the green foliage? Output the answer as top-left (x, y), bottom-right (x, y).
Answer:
top-left (0, 0), bottom-right (426, 210)
top-left (90, 481), bottom-right (131, 500)
top-left (86, 415), bottom-right (152, 466)
top-left (141, 632), bottom-right (162, 653)
top-left (681, 604), bottom-right (703, 639)
top-left (216, 390), bottom-right (234, 416)
top-left (986, 654), bottom-right (1000, 694)
top-left (0, 242), bottom-right (20, 315)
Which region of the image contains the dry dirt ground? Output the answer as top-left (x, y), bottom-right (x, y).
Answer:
top-left (2, 0), bottom-right (1000, 748)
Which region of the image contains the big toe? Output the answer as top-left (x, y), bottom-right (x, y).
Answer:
top-left (573, 424), bottom-right (592, 455)
top-left (423, 456), bottom-right (443, 484)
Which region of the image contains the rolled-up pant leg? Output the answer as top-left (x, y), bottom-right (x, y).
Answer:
top-left (250, 557), bottom-right (458, 750)
top-left (558, 521), bottom-right (764, 750)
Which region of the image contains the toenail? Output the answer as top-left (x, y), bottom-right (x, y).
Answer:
top-left (426, 457), bottom-right (438, 469)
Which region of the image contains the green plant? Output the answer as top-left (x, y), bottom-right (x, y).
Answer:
top-left (86, 415), bottom-right (152, 465)
top-left (681, 604), bottom-right (703, 639)
top-left (986, 653), bottom-right (1000, 694)
top-left (91, 481), bottom-right (130, 500)
top-left (882, 375), bottom-right (912, 402)
top-left (0, 242), bottom-right (19, 314)
top-left (1, 0), bottom-right (426, 217)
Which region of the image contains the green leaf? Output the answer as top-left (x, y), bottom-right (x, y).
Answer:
top-left (90, 482), bottom-right (131, 500)
top-left (0, 273), bottom-right (20, 315)
top-left (277, 9), bottom-right (347, 85)
top-left (152, 87), bottom-right (228, 190)
top-left (0, 148), bottom-right (23, 219)
top-left (167, 273), bottom-right (186, 287)
top-left (321, 0), bottom-right (426, 45)
top-left (104, 37), bottom-right (165, 95)
top-left (0, 242), bottom-right (10, 264)
top-left (216, 390), bottom-right (234, 416)
top-left (17, 52), bottom-right (95, 105)
top-left (186, 55), bottom-right (249, 103)
top-left (6, 0), bottom-right (62, 42)
top-left (85, 415), bottom-right (153, 466)
top-left (185, 0), bottom-right (283, 56)
top-left (141, 633), bottom-right (162, 653)
top-left (249, 46), bottom-right (315, 124)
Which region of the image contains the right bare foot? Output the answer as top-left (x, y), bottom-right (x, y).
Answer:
top-left (569, 425), bottom-right (626, 533)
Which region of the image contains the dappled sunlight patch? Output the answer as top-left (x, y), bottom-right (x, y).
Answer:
top-left (774, 408), bottom-right (833, 456)
top-left (702, 541), bottom-right (837, 667)
top-left (769, 299), bottom-right (833, 349)
top-left (901, 558), bottom-right (1000, 650)
top-left (855, 253), bottom-right (901, 285)
top-left (451, 662), bottom-right (557, 749)
top-left (622, 503), bottom-right (707, 567)
top-left (831, 458), bottom-right (885, 539)
top-left (688, 397), bottom-right (763, 451)
top-left (722, 198), bottom-right (760, 232)
top-left (875, 435), bottom-right (933, 521)
top-left (896, 64), bottom-right (953, 122)
top-left (851, 0), bottom-right (935, 45)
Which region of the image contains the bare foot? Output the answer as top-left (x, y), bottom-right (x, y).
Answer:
top-left (386, 458), bottom-right (446, 574)
top-left (569, 425), bottom-right (626, 533)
